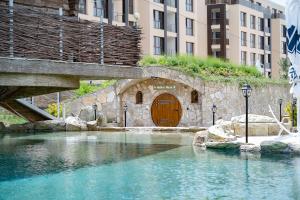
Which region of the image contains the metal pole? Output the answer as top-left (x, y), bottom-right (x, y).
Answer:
top-left (9, 0), bottom-right (14, 57)
top-left (124, 110), bottom-right (127, 127)
top-left (213, 112), bottom-right (215, 126)
top-left (94, 108), bottom-right (97, 120)
top-left (246, 96), bottom-right (249, 143)
top-left (279, 102), bottom-right (282, 122)
top-left (99, 0), bottom-right (104, 65)
top-left (292, 101), bottom-right (295, 127)
top-left (57, 7), bottom-right (63, 119)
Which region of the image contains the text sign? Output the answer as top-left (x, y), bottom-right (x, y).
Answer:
top-left (153, 85), bottom-right (176, 90)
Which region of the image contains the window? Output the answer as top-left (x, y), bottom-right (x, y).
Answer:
top-left (241, 51), bottom-right (247, 65)
top-left (129, 0), bottom-right (134, 14)
top-left (186, 0), bottom-right (193, 12)
top-left (259, 54), bottom-right (265, 65)
top-left (282, 25), bottom-right (286, 38)
top-left (240, 12), bottom-right (247, 27)
top-left (94, 0), bottom-right (108, 18)
top-left (258, 18), bottom-right (264, 31)
top-left (79, 0), bottom-right (86, 14)
top-left (282, 41), bottom-right (287, 54)
top-left (213, 51), bottom-right (221, 58)
top-left (154, 36), bottom-right (164, 55)
top-left (153, 10), bottom-right (164, 29)
top-left (241, 32), bottom-right (247, 46)
top-left (154, 0), bottom-right (164, 3)
top-left (250, 34), bottom-right (256, 48)
top-left (250, 15), bottom-right (256, 29)
top-left (191, 90), bottom-right (198, 103)
top-left (250, 53), bottom-right (256, 66)
top-left (213, 31), bottom-right (221, 39)
top-left (136, 91), bottom-right (143, 104)
top-left (186, 42), bottom-right (194, 55)
top-left (258, 36), bottom-right (264, 49)
top-left (186, 18), bottom-right (194, 36)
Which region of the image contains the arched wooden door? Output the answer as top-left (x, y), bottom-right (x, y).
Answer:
top-left (151, 93), bottom-right (182, 127)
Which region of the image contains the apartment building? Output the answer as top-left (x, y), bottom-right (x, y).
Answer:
top-left (78, 0), bottom-right (286, 79)
top-left (206, 0), bottom-right (287, 78)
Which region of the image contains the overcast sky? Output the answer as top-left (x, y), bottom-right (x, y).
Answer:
top-left (270, 0), bottom-right (287, 6)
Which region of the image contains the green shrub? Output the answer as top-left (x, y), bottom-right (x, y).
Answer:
top-left (46, 103), bottom-right (62, 117)
top-left (285, 102), bottom-right (297, 126)
top-left (0, 114), bottom-right (27, 125)
top-left (139, 55), bottom-right (288, 86)
top-left (75, 80), bottom-right (116, 97)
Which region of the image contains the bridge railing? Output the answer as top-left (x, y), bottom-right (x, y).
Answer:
top-left (0, 2), bottom-right (141, 66)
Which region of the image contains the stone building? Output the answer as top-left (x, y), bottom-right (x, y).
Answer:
top-left (66, 67), bottom-right (291, 127)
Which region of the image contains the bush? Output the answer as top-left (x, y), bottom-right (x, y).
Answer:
top-left (139, 55), bottom-right (288, 86)
top-left (75, 80), bottom-right (116, 97)
top-left (46, 103), bottom-right (62, 117)
top-left (285, 102), bottom-right (297, 126)
top-left (0, 114), bottom-right (27, 125)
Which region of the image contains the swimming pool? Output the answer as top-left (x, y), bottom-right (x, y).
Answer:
top-left (0, 132), bottom-right (299, 200)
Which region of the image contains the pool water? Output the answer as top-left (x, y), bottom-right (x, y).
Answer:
top-left (0, 132), bottom-right (300, 200)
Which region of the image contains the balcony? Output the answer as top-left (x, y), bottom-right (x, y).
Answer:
top-left (211, 18), bottom-right (229, 25)
top-left (264, 27), bottom-right (271, 33)
top-left (212, 38), bottom-right (229, 45)
top-left (167, 24), bottom-right (177, 33)
top-left (265, 63), bottom-right (271, 69)
top-left (265, 45), bottom-right (271, 51)
top-left (166, 0), bottom-right (177, 8)
top-left (272, 13), bottom-right (286, 20)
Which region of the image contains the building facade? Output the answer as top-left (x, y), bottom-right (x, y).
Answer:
top-left (78, 0), bottom-right (287, 79)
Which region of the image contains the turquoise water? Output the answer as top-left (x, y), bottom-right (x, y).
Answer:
top-left (0, 132), bottom-right (300, 200)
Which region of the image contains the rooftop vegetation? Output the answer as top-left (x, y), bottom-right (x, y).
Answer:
top-left (139, 55), bottom-right (289, 87)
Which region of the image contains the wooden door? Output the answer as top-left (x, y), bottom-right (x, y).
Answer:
top-left (151, 93), bottom-right (182, 127)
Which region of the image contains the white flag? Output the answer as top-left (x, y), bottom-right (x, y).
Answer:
top-left (287, 0), bottom-right (300, 97)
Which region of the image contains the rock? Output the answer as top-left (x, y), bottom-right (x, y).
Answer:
top-left (231, 114), bottom-right (276, 123)
top-left (260, 140), bottom-right (290, 153)
top-left (193, 131), bottom-right (208, 146)
top-left (0, 122), bottom-right (5, 130)
top-left (34, 120), bottom-right (66, 132)
top-left (78, 106), bottom-right (96, 122)
top-left (65, 116), bottom-right (87, 131)
top-left (87, 121), bottom-right (97, 131)
top-left (207, 125), bottom-right (236, 142)
top-left (240, 144), bottom-right (261, 153)
top-left (288, 143), bottom-right (300, 154)
top-left (206, 142), bottom-right (242, 150)
top-left (6, 123), bottom-right (34, 133)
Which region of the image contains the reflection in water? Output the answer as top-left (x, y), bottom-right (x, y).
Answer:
top-left (0, 133), bottom-right (300, 200)
top-left (0, 138), bottom-right (179, 182)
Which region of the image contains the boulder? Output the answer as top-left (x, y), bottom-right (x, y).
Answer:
top-left (78, 106), bottom-right (97, 122)
top-left (87, 120), bottom-right (98, 131)
top-left (34, 120), bottom-right (66, 132)
top-left (207, 125), bottom-right (236, 142)
top-left (193, 131), bottom-right (208, 146)
top-left (65, 116), bottom-right (87, 131)
top-left (260, 140), bottom-right (290, 153)
top-left (206, 142), bottom-right (242, 150)
top-left (231, 114), bottom-right (276, 123)
top-left (240, 144), bottom-right (261, 153)
top-left (0, 122), bottom-right (5, 130)
top-left (6, 122), bottom-right (34, 133)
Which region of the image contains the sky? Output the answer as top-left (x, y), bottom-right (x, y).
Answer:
top-left (270, 0), bottom-right (287, 6)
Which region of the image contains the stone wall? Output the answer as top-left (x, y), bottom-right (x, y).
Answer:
top-left (65, 67), bottom-right (291, 127)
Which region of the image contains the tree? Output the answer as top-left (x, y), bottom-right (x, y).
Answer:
top-left (278, 58), bottom-right (291, 79)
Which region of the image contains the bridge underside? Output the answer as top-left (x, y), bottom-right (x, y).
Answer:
top-left (0, 57), bottom-right (143, 101)
top-left (0, 57), bottom-right (143, 122)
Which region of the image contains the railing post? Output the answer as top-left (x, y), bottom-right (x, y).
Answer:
top-left (8, 0), bottom-right (14, 57)
top-left (99, 1), bottom-right (104, 65)
top-left (57, 7), bottom-right (64, 119)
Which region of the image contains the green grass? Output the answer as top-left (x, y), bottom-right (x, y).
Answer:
top-left (0, 114), bottom-right (27, 126)
top-left (139, 55), bottom-right (289, 87)
top-left (75, 80), bottom-right (117, 97)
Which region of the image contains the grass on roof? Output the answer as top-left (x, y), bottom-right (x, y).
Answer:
top-left (139, 55), bottom-right (288, 87)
